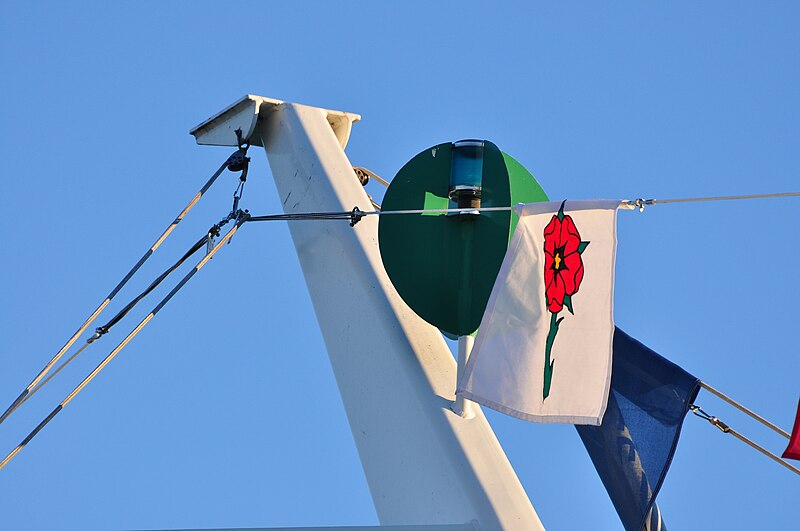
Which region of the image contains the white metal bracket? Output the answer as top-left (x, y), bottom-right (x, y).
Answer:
top-left (190, 94), bottom-right (360, 149)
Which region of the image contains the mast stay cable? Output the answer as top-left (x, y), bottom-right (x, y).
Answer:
top-left (240, 190), bottom-right (800, 222)
top-left (689, 404), bottom-right (800, 476)
top-left (3, 184), bottom-right (796, 471)
top-left (700, 382), bottom-right (790, 439)
top-left (0, 211), bottom-right (250, 473)
top-left (0, 148), bottom-right (249, 427)
top-left (13, 232), bottom-right (214, 412)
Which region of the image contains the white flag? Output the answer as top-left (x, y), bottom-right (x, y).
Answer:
top-left (457, 200), bottom-right (628, 425)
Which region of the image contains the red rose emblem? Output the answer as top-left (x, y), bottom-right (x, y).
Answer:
top-left (543, 212), bottom-right (585, 313)
top-left (541, 201), bottom-right (590, 400)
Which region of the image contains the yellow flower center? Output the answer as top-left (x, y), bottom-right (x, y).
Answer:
top-left (554, 253), bottom-right (562, 270)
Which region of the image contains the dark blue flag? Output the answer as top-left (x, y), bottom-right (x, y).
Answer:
top-left (576, 328), bottom-right (700, 531)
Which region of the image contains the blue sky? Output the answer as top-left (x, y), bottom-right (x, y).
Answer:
top-left (1, 2), bottom-right (798, 530)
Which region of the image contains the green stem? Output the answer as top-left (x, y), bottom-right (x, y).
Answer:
top-left (543, 311), bottom-right (561, 400)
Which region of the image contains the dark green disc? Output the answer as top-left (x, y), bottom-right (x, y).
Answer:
top-left (378, 140), bottom-right (548, 336)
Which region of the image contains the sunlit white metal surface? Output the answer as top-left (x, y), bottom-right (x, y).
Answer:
top-left (452, 335), bottom-right (475, 418)
top-left (191, 94), bottom-right (359, 149)
top-left (192, 96), bottom-right (544, 530)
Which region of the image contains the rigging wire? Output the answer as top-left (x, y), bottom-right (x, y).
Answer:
top-left (0, 148), bottom-right (248, 427)
top-left (93, 234), bottom-right (210, 337)
top-left (237, 190), bottom-right (800, 222)
top-left (3, 181), bottom-right (797, 471)
top-left (629, 191), bottom-right (800, 209)
top-left (248, 211), bottom-right (361, 222)
top-left (0, 212), bottom-right (250, 473)
top-left (15, 344), bottom-right (89, 411)
top-left (700, 382), bottom-right (790, 439)
top-left (15, 188), bottom-right (786, 411)
top-left (13, 232), bottom-right (216, 413)
top-left (689, 404), bottom-right (800, 476)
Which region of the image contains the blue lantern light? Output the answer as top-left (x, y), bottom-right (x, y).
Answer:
top-left (449, 139), bottom-right (484, 209)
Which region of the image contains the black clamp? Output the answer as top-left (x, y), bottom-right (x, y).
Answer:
top-left (209, 223), bottom-right (222, 239)
top-left (349, 206), bottom-right (365, 227)
top-left (89, 326), bottom-right (108, 343)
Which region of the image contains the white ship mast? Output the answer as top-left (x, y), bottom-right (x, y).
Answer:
top-left (190, 95), bottom-right (545, 531)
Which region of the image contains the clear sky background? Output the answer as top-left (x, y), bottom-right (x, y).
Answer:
top-left (1, 2), bottom-right (798, 530)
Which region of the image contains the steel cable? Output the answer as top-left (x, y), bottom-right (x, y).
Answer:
top-left (700, 382), bottom-right (790, 439)
top-left (12, 234), bottom-right (211, 413)
top-left (0, 151), bottom-right (244, 426)
top-left (0, 214), bottom-right (248, 472)
top-left (689, 405), bottom-right (800, 476)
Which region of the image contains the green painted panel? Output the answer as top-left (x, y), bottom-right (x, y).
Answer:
top-left (379, 141), bottom-right (542, 336)
top-left (503, 151), bottom-right (549, 236)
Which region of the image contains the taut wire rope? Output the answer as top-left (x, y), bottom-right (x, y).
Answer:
top-left (0, 212), bottom-right (249, 472)
top-left (14, 232), bottom-right (215, 412)
top-left (634, 191), bottom-right (800, 206)
top-left (700, 382), bottom-right (790, 439)
top-left (0, 148), bottom-right (248, 427)
top-left (240, 190), bottom-right (800, 222)
top-left (3, 186), bottom-right (797, 471)
top-left (689, 404), bottom-right (800, 476)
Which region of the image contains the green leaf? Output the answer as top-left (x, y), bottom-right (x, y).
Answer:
top-left (578, 241), bottom-right (590, 254)
top-left (563, 294), bottom-right (574, 315)
top-left (557, 200), bottom-right (566, 221)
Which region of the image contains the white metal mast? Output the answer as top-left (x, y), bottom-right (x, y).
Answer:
top-left (191, 95), bottom-right (545, 531)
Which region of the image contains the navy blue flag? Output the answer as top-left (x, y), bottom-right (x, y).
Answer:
top-left (576, 328), bottom-right (700, 531)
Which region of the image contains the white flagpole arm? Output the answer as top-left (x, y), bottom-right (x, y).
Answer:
top-left (191, 96), bottom-right (545, 530)
top-left (452, 335), bottom-right (475, 419)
